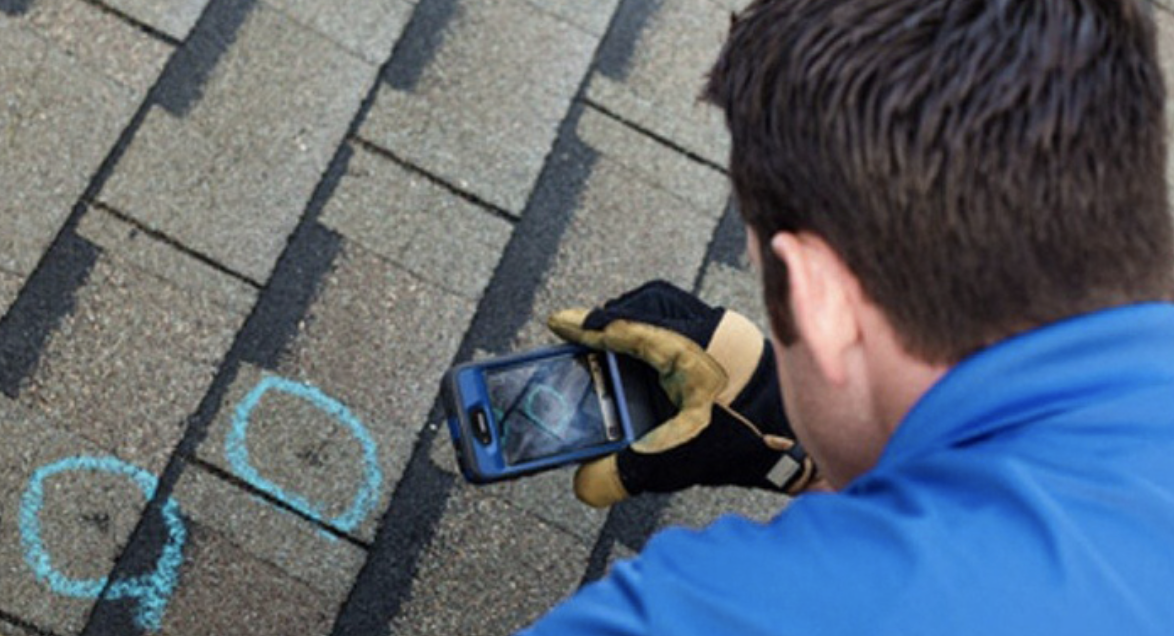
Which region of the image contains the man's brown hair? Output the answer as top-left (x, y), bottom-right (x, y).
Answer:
top-left (706, 0), bottom-right (1173, 363)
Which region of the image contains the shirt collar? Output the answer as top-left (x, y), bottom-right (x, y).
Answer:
top-left (873, 303), bottom-right (1174, 473)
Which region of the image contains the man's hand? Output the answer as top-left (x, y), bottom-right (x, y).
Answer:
top-left (548, 280), bottom-right (818, 508)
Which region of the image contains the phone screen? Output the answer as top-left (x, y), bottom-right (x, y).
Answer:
top-left (484, 351), bottom-right (622, 466)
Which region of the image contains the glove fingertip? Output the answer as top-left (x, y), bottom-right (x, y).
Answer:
top-left (548, 308), bottom-right (593, 342)
top-left (573, 455), bottom-right (629, 508)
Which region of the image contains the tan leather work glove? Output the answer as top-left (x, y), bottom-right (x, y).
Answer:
top-left (548, 280), bottom-right (818, 508)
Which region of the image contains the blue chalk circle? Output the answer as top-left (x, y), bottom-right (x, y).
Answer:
top-left (19, 456), bottom-right (186, 632)
top-left (226, 376), bottom-right (383, 534)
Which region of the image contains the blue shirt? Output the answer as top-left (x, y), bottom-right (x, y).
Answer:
top-left (520, 303), bottom-right (1174, 635)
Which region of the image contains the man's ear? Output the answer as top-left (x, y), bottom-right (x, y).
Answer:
top-left (770, 232), bottom-right (860, 385)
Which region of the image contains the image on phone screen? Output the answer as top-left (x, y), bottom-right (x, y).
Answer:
top-left (485, 352), bottom-right (621, 466)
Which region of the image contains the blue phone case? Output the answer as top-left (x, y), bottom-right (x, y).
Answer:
top-left (441, 345), bottom-right (647, 483)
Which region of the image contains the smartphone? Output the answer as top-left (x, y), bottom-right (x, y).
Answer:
top-left (441, 345), bottom-right (665, 483)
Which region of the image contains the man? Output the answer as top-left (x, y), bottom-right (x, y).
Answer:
top-left (521, 0), bottom-right (1174, 634)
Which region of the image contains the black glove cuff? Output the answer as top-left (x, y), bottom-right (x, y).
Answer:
top-left (615, 407), bottom-right (811, 496)
top-left (730, 345), bottom-right (797, 440)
